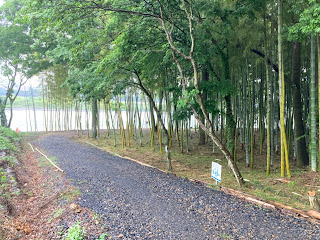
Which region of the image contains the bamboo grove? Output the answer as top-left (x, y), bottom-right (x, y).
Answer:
top-left (1, 0), bottom-right (320, 186)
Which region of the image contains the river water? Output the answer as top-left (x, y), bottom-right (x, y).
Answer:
top-left (9, 108), bottom-right (199, 132)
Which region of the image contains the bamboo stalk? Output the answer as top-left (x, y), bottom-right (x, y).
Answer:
top-left (30, 87), bottom-right (38, 132)
top-left (109, 101), bottom-right (117, 147)
top-left (158, 119), bottom-right (162, 153)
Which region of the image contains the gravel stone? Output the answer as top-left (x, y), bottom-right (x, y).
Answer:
top-left (35, 133), bottom-right (320, 240)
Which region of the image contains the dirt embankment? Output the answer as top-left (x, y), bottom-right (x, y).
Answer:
top-left (0, 135), bottom-right (107, 240)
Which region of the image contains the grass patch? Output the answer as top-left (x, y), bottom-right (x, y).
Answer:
top-left (48, 207), bottom-right (65, 223)
top-left (63, 222), bottom-right (85, 240)
top-left (62, 188), bottom-right (81, 202)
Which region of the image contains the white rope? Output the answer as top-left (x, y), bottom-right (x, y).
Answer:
top-left (28, 142), bottom-right (35, 152)
top-left (35, 148), bottom-right (64, 173)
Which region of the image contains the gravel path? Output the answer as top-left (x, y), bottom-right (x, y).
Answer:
top-left (34, 133), bottom-right (319, 240)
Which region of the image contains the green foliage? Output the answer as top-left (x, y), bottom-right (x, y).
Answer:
top-left (178, 89), bottom-right (199, 109)
top-left (9, 95), bottom-right (43, 109)
top-left (64, 67), bottom-right (108, 101)
top-left (173, 108), bottom-right (191, 121)
top-left (95, 233), bottom-right (108, 240)
top-left (174, 89), bottom-right (199, 121)
top-left (288, 1), bottom-right (320, 40)
top-left (63, 222), bottom-right (86, 240)
top-left (0, 169), bottom-right (8, 185)
top-left (0, 126), bottom-right (21, 142)
top-left (0, 0), bottom-right (48, 128)
top-left (0, 166), bottom-right (17, 199)
top-left (0, 169), bottom-right (10, 199)
top-left (0, 156), bottom-right (18, 167)
top-left (0, 126), bottom-right (19, 200)
top-left (0, 126), bottom-right (20, 154)
top-left (0, 136), bottom-right (17, 152)
top-left (297, 2), bottom-right (320, 34)
top-left (48, 207), bottom-right (64, 223)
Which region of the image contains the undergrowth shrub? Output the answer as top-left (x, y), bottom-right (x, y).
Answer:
top-left (0, 156), bottom-right (18, 166)
top-left (64, 222), bottom-right (85, 240)
top-left (0, 136), bottom-right (17, 153)
top-left (0, 126), bottom-right (21, 142)
top-left (0, 127), bottom-right (20, 199)
top-left (0, 168), bottom-right (9, 196)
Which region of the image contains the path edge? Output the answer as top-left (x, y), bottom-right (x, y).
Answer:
top-left (84, 141), bottom-right (320, 225)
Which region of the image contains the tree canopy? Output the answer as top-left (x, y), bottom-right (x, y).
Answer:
top-left (1, 0), bottom-right (320, 184)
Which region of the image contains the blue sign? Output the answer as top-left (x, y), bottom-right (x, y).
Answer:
top-left (211, 162), bottom-right (222, 182)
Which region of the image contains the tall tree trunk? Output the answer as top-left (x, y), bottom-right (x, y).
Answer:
top-left (291, 41), bottom-right (309, 167)
top-left (264, 14), bottom-right (272, 175)
top-left (249, 69), bottom-right (255, 169)
top-left (221, 47), bottom-right (236, 155)
top-left (199, 67), bottom-right (209, 145)
top-left (158, 89), bottom-right (163, 114)
top-left (318, 34), bottom-right (320, 172)
top-left (310, 35), bottom-right (317, 171)
top-left (278, 0), bottom-right (291, 177)
top-left (8, 99), bottom-right (14, 128)
top-left (225, 95), bottom-right (236, 156)
top-left (266, 52), bottom-right (272, 175)
top-left (92, 98), bottom-right (98, 139)
top-left (134, 72), bottom-right (172, 171)
top-left (270, 68), bottom-right (275, 166)
top-left (244, 65), bottom-right (250, 167)
top-left (149, 98), bottom-right (156, 132)
top-left (259, 67), bottom-right (265, 155)
top-left (242, 62), bottom-right (251, 167)
top-left (0, 101), bottom-right (7, 127)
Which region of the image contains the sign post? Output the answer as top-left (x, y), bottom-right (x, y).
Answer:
top-left (211, 162), bottom-right (222, 185)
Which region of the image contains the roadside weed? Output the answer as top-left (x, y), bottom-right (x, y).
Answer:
top-left (63, 222), bottom-right (85, 240)
top-left (62, 188), bottom-right (81, 201)
top-left (0, 136), bottom-right (17, 153)
top-left (96, 233), bottom-right (108, 240)
top-left (0, 156), bottom-right (18, 166)
top-left (48, 207), bottom-right (64, 223)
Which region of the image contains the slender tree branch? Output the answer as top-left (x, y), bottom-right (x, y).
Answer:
top-left (132, 69), bottom-right (169, 142)
top-left (250, 48), bottom-right (291, 84)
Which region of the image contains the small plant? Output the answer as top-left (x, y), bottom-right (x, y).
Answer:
top-left (63, 222), bottom-right (85, 240)
top-left (1, 156), bottom-right (18, 167)
top-left (57, 225), bottom-right (64, 236)
top-left (0, 169), bottom-right (10, 199)
top-left (221, 233), bottom-right (231, 239)
top-left (92, 212), bottom-right (102, 222)
top-left (96, 233), bottom-right (108, 240)
top-left (289, 181), bottom-right (296, 187)
top-left (263, 186), bottom-right (271, 192)
top-left (62, 188), bottom-right (81, 201)
top-left (0, 136), bottom-right (17, 153)
top-left (0, 171), bottom-right (8, 185)
top-left (53, 208), bottom-right (64, 218)
top-left (48, 208), bottom-right (64, 223)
